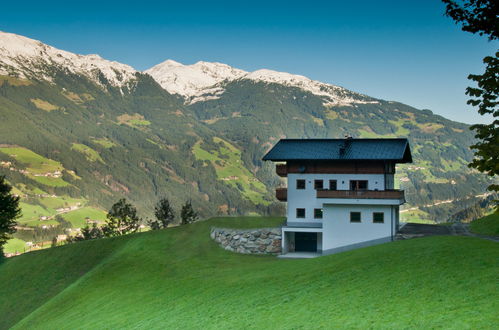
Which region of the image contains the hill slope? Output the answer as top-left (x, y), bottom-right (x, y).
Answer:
top-left (0, 217), bottom-right (497, 329)
top-left (0, 32), bottom-right (492, 251)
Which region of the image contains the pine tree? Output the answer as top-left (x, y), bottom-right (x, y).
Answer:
top-left (180, 201), bottom-right (198, 225)
top-left (151, 198), bottom-right (175, 229)
top-left (0, 176), bottom-right (21, 259)
top-left (102, 199), bottom-right (141, 237)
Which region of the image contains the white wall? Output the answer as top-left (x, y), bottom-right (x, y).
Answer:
top-left (321, 204), bottom-right (395, 251)
top-left (286, 173), bottom-right (386, 222)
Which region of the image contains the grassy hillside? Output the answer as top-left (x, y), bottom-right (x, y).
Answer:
top-left (1, 217), bottom-right (497, 329)
top-left (470, 212), bottom-right (499, 236)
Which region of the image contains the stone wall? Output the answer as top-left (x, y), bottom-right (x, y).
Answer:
top-left (210, 227), bottom-right (282, 255)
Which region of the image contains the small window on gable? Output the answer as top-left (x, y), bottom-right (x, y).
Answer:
top-left (296, 179), bottom-right (306, 190)
top-left (314, 180), bottom-right (323, 190)
top-left (373, 212), bottom-right (384, 223)
top-left (314, 208), bottom-right (323, 219)
top-left (329, 180), bottom-right (337, 190)
top-left (350, 180), bottom-right (368, 191)
top-left (296, 208), bottom-right (306, 218)
top-left (350, 212), bottom-right (361, 223)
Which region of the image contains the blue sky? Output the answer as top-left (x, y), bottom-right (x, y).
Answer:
top-left (1, 0), bottom-right (497, 124)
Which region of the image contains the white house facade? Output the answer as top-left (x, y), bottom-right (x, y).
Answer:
top-left (262, 138), bottom-right (412, 255)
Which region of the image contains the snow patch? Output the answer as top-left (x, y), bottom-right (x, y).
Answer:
top-left (0, 31), bottom-right (138, 90)
top-left (146, 60), bottom-right (378, 106)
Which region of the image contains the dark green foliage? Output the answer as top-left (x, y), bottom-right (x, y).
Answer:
top-left (81, 223), bottom-right (104, 240)
top-left (149, 198), bottom-right (175, 229)
top-left (102, 199), bottom-right (141, 236)
top-left (51, 237), bottom-right (57, 248)
top-left (443, 0), bottom-right (499, 207)
top-left (442, 0), bottom-right (498, 40)
top-left (467, 52), bottom-right (499, 196)
top-left (0, 175), bottom-right (21, 257)
top-left (180, 201), bottom-right (198, 225)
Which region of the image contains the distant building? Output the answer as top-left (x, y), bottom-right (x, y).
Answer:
top-left (263, 138), bottom-right (412, 256)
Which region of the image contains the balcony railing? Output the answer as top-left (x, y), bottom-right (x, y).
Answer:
top-left (316, 189), bottom-right (405, 200)
top-left (276, 164), bottom-right (287, 177)
top-left (276, 187), bottom-right (287, 201)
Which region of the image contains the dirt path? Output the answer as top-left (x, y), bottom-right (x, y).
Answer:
top-left (397, 222), bottom-right (499, 242)
top-left (450, 222), bottom-right (499, 243)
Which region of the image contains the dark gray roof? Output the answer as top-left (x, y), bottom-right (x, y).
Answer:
top-left (262, 138), bottom-right (412, 163)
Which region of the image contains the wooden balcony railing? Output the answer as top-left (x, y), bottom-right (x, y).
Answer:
top-left (276, 164), bottom-right (287, 177)
top-left (276, 187), bottom-right (287, 201)
top-left (316, 189), bottom-right (405, 200)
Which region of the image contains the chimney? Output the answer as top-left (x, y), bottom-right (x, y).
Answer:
top-left (339, 135), bottom-right (353, 157)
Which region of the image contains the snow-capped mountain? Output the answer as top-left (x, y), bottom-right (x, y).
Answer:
top-left (144, 60), bottom-right (246, 101)
top-left (146, 60), bottom-right (378, 106)
top-left (0, 31), bottom-right (138, 90)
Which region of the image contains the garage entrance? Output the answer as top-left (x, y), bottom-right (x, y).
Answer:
top-left (294, 232), bottom-right (318, 252)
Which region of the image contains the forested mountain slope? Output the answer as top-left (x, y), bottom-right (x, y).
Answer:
top-left (0, 31), bottom-right (490, 250)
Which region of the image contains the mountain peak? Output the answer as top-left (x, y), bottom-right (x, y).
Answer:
top-left (145, 60), bottom-right (247, 100)
top-left (146, 59), bottom-right (376, 106)
top-left (0, 31), bottom-right (138, 89)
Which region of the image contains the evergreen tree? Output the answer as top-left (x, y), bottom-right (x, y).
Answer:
top-left (81, 223), bottom-right (104, 240)
top-left (443, 0), bottom-right (499, 207)
top-left (0, 176), bottom-right (21, 259)
top-left (102, 199), bottom-right (141, 237)
top-left (51, 237), bottom-right (58, 248)
top-left (150, 198), bottom-right (175, 229)
top-left (180, 201), bottom-right (198, 225)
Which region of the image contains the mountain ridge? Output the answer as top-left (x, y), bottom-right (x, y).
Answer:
top-left (0, 31), bottom-right (491, 250)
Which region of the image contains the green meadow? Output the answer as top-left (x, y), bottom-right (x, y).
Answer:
top-left (0, 217), bottom-right (497, 329)
top-left (193, 137), bottom-right (270, 205)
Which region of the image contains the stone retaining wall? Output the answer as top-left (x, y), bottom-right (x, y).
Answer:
top-left (210, 227), bottom-right (282, 254)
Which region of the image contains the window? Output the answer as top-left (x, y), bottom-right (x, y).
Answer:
top-left (373, 212), bottom-right (384, 223)
top-left (350, 180), bottom-right (368, 191)
top-left (296, 208), bottom-right (306, 218)
top-left (296, 179), bottom-right (306, 190)
top-left (350, 212), bottom-right (361, 223)
top-left (329, 180), bottom-right (337, 190)
top-left (314, 208), bottom-right (323, 219)
top-left (314, 180), bottom-right (323, 190)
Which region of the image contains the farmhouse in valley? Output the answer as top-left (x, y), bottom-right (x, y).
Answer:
top-left (263, 138), bottom-right (412, 255)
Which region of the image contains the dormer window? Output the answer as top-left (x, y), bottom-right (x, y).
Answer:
top-left (296, 179), bottom-right (306, 190)
top-left (314, 180), bottom-right (323, 190)
top-left (350, 180), bottom-right (368, 191)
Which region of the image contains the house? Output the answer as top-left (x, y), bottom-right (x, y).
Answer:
top-left (262, 138), bottom-right (412, 256)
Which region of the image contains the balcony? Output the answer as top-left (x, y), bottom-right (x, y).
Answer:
top-left (276, 187), bottom-right (287, 201)
top-left (276, 164), bottom-right (287, 177)
top-left (316, 189), bottom-right (405, 200)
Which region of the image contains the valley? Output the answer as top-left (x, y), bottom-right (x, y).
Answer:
top-left (0, 31), bottom-right (494, 253)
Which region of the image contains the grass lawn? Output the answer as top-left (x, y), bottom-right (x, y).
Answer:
top-left (470, 212), bottom-right (499, 236)
top-left (61, 206), bottom-right (108, 228)
top-left (0, 147), bottom-right (70, 186)
top-left (92, 138), bottom-right (116, 148)
top-left (0, 216), bottom-right (497, 329)
top-left (17, 202), bottom-right (53, 225)
top-left (71, 143), bottom-right (104, 163)
top-left (3, 238), bottom-right (27, 254)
